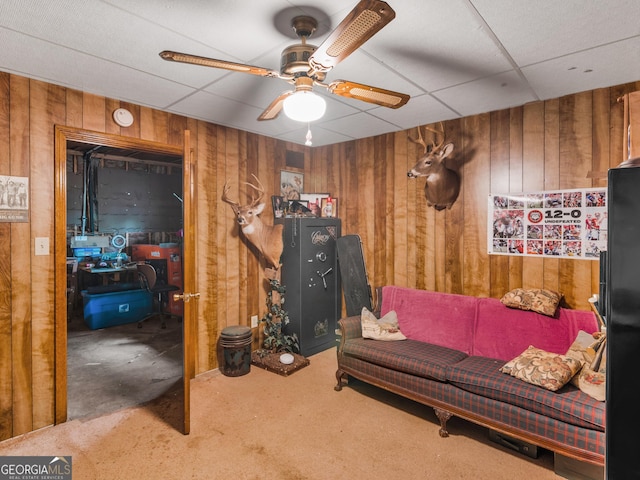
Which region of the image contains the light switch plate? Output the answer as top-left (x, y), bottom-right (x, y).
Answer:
top-left (35, 237), bottom-right (50, 255)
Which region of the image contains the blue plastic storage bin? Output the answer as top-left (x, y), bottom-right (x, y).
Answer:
top-left (82, 288), bottom-right (152, 329)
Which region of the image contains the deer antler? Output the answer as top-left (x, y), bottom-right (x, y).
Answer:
top-left (424, 121), bottom-right (445, 152)
top-left (243, 174), bottom-right (265, 207)
top-left (222, 174), bottom-right (266, 208)
top-left (409, 121), bottom-right (446, 154)
top-left (221, 180), bottom-right (240, 213)
top-left (409, 126), bottom-right (428, 154)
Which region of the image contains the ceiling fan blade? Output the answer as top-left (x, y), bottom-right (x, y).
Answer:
top-left (159, 50), bottom-right (280, 78)
top-left (257, 91), bottom-right (294, 121)
top-left (308, 0), bottom-right (395, 74)
top-left (328, 80), bottom-right (409, 109)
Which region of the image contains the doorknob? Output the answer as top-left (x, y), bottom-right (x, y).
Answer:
top-left (174, 292), bottom-right (200, 302)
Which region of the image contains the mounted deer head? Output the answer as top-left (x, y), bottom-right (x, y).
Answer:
top-left (222, 174), bottom-right (284, 269)
top-left (407, 122), bottom-right (460, 211)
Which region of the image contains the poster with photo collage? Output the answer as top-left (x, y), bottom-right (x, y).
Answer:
top-left (488, 188), bottom-right (607, 260)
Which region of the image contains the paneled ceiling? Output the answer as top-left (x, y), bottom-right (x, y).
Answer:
top-left (2, 0), bottom-right (639, 147)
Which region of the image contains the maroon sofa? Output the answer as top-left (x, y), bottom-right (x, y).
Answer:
top-left (335, 286), bottom-right (604, 467)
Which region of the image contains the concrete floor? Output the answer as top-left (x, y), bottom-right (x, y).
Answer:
top-left (67, 306), bottom-right (183, 420)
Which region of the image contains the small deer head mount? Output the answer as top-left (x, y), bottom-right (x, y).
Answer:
top-left (407, 122), bottom-right (460, 211)
top-left (222, 174), bottom-right (284, 270)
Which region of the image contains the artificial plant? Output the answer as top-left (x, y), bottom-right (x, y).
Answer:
top-left (258, 278), bottom-right (299, 355)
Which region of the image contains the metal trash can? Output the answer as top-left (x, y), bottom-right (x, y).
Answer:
top-left (220, 325), bottom-right (252, 377)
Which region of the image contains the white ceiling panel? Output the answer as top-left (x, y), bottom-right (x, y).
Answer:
top-left (367, 94), bottom-right (461, 130)
top-left (167, 90), bottom-right (270, 132)
top-left (433, 71), bottom-right (538, 117)
top-left (0, 0), bottom-right (638, 146)
top-left (105, 0), bottom-right (296, 62)
top-left (523, 37), bottom-right (640, 101)
top-left (470, 0), bottom-right (640, 67)
top-left (363, 0), bottom-right (515, 92)
top-left (319, 112), bottom-right (404, 140)
top-left (0, 29), bottom-right (197, 106)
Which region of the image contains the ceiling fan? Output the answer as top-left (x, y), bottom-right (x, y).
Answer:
top-left (159, 0), bottom-right (410, 123)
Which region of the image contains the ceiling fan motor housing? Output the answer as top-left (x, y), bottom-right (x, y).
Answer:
top-left (280, 15), bottom-right (325, 80)
top-left (280, 43), bottom-right (323, 79)
top-left (291, 15), bottom-right (317, 38)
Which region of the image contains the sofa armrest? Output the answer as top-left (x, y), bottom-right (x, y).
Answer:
top-left (338, 315), bottom-right (362, 341)
top-left (336, 315), bottom-right (362, 355)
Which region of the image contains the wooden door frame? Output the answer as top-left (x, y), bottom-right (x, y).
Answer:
top-left (181, 129), bottom-right (196, 434)
top-left (53, 125), bottom-right (189, 426)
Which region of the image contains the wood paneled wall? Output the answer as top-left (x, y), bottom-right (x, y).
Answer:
top-left (1, 70), bottom-right (638, 441)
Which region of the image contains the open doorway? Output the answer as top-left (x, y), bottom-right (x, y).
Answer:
top-left (54, 126), bottom-right (194, 433)
top-left (65, 140), bottom-right (184, 420)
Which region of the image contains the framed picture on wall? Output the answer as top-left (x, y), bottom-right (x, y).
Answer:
top-left (280, 170), bottom-right (303, 200)
top-left (0, 175), bottom-right (29, 222)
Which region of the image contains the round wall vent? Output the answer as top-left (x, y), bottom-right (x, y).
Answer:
top-left (113, 108), bottom-right (134, 127)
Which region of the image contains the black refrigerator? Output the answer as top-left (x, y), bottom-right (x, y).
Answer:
top-left (606, 166), bottom-right (640, 479)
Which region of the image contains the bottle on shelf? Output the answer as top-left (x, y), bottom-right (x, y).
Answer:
top-left (324, 196), bottom-right (333, 218)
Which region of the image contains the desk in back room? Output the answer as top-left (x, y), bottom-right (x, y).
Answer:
top-left (78, 264), bottom-right (138, 287)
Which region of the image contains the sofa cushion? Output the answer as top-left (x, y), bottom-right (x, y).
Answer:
top-left (500, 345), bottom-right (583, 391)
top-left (565, 331), bottom-right (606, 401)
top-left (361, 307), bottom-right (407, 341)
top-left (473, 297), bottom-right (599, 362)
top-left (380, 286), bottom-right (478, 354)
top-left (446, 355), bottom-right (605, 431)
top-left (501, 288), bottom-right (562, 316)
top-left (342, 337), bottom-right (468, 382)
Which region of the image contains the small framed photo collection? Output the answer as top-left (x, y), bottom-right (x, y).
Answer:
top-left (300, 193), bottom-right (337, 218)
top-left (275, 170), bottom-right (337, 218)
top-left (300, 193), bottom-right (326, 217)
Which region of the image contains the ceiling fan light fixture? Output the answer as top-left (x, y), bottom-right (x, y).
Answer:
top-left (283, 90), bottom-right (326, 122)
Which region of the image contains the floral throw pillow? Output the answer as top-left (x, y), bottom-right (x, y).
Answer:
top-left (565, 331), bottom-right (607, 401)
top-left (500, 345), bottom-right (583, 391)
top-left (577, 363), bottom-right (606, 401)
top-left (500, 288), bottom-right (562, 317)
top-left (361, 307), bottom-right (407, 341)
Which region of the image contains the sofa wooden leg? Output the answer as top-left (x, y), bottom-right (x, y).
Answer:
top-left (434, 408), bottom-right (452, 437)
top-left (335, 369), bottom-right (347, 391)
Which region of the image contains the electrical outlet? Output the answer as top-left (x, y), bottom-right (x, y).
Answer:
top-left (251, 315), bottom-right (259, 328)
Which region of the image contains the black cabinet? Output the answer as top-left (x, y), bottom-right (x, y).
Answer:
top-left (277, 217), bottom-right (341, 357)
top-left (606, 166), bottom-right (640, 479)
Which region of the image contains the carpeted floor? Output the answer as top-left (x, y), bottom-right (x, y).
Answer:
top-left (0, 347), bottom-right (564, 479)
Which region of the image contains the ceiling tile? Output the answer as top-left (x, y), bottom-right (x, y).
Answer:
top-left (367, 93), bottom-right (461, 130)
top-left (433, 71), bottom-right (538, 117)
top-left (522, 37), bottom-right (640, 100)
top-left (470, 0), bottom-right (640, 66)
